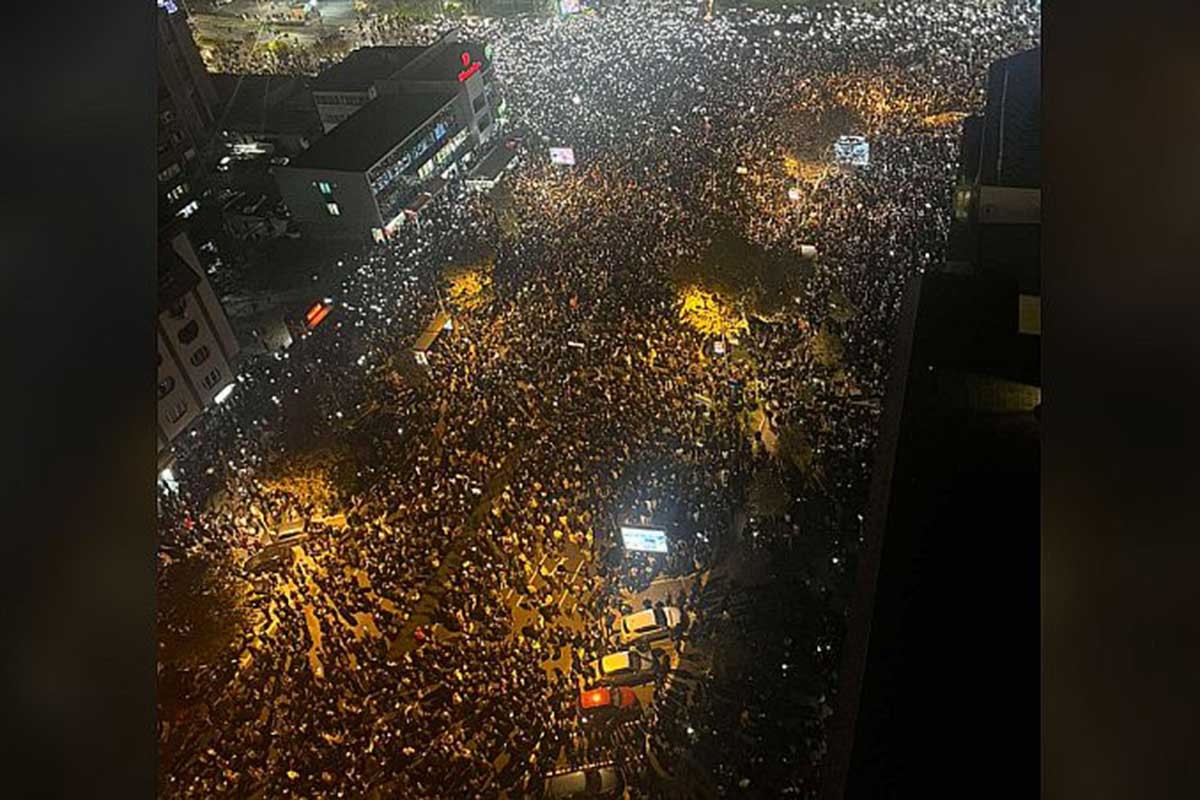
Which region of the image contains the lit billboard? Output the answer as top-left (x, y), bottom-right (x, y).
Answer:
top-left (834, 135), bottom-right (870, 166)
top-left (549, 147), bottom-right (576, 166)
top-left (559, 0), bottom-right (582, 14)
top-left (620, 526), bottom-right (669, 554)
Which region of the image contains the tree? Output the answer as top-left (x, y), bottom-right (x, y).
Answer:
top-left (810, 326), bottom-right (844, 368)
top-left (748, 467), bottom-right (790, 520)
top-left (777, 425), bottom-right (815, 479)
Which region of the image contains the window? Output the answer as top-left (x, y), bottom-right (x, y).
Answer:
top-left (167, 298), bottom-right (187, 319)
top-left (201, 367), bottom-right (223, 391)
top-left (326, 202), bottom-right (340, 216)
top-left (472, 93), bottom-right (487, 114)
top-left (177, 200), bottom-right (200, 218)
top-left (317, 181), bottom-right (332, 195)
top-left (189, 345), bottom-right (210, 367)
top-left (177, 320), bottom-right (199, 344)
top-left (157, 375), bottom-right (176, 400)
top-left (167, 183), bottom-right (189, 203)
top-left (166, 399), bottom-right (188, 424)
top-left (158, 163), bottom-right (181, 183)
top-left (183, 147), bottom-right (196, 161)
top-left (478, 112), bottom-right (492, 131)
top-left (159, 109), bottom-right (174, 125)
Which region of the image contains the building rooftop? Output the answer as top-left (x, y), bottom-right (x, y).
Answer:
top-left (211, 74), bottom-right (320, 136)
top-left (402, 41), bottom-right (491, 83)
top-left (471, 144), bottom-right (518, 181)
top-left (311, 46), bottom-right (427, 91)
top-left (158, 239), bottom-right (201, 309)
top-left (976, 47), bottom-right (1040, 187)
top-left (287, 91), bottom-right (457, 172)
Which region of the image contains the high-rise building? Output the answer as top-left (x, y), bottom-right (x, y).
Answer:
top-left (157, 2), bottom-right (218, 227)
top-left (821, 48), bottom-right (1040, 800)
top-left (157, 227), bottom-right (240, 467)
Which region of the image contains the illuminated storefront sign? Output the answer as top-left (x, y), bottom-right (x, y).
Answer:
top-left (457, 51), bottom-right (482, 82)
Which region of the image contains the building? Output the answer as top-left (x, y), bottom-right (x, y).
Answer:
top-left (310, 46), bottom-right (427, 133)
top-left (821, 48), bottom-right (1040, 800)
top-left (157, 1), bottom-right (218, 227)
top-left (273, 32), bottom-right (508, 241)
top-left (273, 90), bottom-right (474, 241)
top-left (309, 34), bottom-right (504, 150)
top-left (210, 73), bottom-right (324, 158)
top-left (949, 47), bottom-right (1041, 327)
top-left (157, 228), bottom-right (241, 467)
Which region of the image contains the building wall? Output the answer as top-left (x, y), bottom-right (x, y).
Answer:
top-left (365, 100), bottom-right (468, 227)
top-left (157, 233), bottom-right (241, 455)
top-left (313, 89), bottom-right (373, 133)
top-left (273, 166), bottom-right (380, 240)
top-left (395, 61), bottom-right (502, 147)
top-left (157, 8), bottom-right (217, 228)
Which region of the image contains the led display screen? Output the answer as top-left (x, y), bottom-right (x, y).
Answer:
top-left (620, 526), bottom-right (669, 554)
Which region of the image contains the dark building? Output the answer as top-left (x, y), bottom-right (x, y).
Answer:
top-left (273, 91), bottom-right (471, 242)
top-left (157, 2), bottom-right (218, 227)
top-left (308, 33), bottom-right (505, 150)
top-left (273, 32), bottom-right (508, 242)
top-left (821, 48), bottom-right (1040, 800)
top-left (310, 46), bottom-right (428, 132)
top-left (157, 225), bottom-right (241, 468)
top-left (210, 73), bottom-right (324, 158)
top-left (950, 47), bottom-right (1042, 299)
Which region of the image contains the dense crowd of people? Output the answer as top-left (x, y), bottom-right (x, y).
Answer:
top-left (161, 1), bottom-right (1040, 797)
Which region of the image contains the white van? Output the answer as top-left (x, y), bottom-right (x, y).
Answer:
top-left (618, 606), bottom-right (682, 645)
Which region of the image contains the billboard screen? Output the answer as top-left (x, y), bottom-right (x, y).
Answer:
top-left (834, 135), bottom-right (870, 166)
top-left (620, 526), bottom-right (669, 554)
top-left (559, 0), bottom-right (582, 14)
top-left (549, 147), bottom-right (576, 166)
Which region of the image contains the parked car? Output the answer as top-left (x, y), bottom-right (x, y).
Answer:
top-left (579, 685), bottom-right (638, 716)
top-left (617, 606), bottom-right (682, 645)
top-left (589, 650), bottom-right (657, 686)
top-left (543, 763), bottom-right (624, 799)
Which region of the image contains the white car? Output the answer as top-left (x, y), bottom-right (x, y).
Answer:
top-left (590, 650), bottom-right (657, 686)
top-left (618, 606), bottom-right (682, 645)
top-left (543, 763), bottom-right (624, 798)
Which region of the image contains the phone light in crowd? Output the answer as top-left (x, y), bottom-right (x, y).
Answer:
top-left (158, 467), bottom-right (179, 493)
top-left (214, 383), bottom-right (236, 404)
top-left (787, 186), bottom-right (802, 201)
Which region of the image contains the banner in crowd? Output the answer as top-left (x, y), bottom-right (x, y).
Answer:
top-left (549, 147), bottom-right (577, 166)
top-left (620, 525), bottom-right (669, 554)
top-left (834, 135), bottom-right (870, 166)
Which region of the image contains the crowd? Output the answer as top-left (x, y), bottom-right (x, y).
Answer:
top-left (161, 1), bottom-right (1040, 797)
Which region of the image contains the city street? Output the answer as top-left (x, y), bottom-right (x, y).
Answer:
top-left (157, 1), bottom-right (1041, 797)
